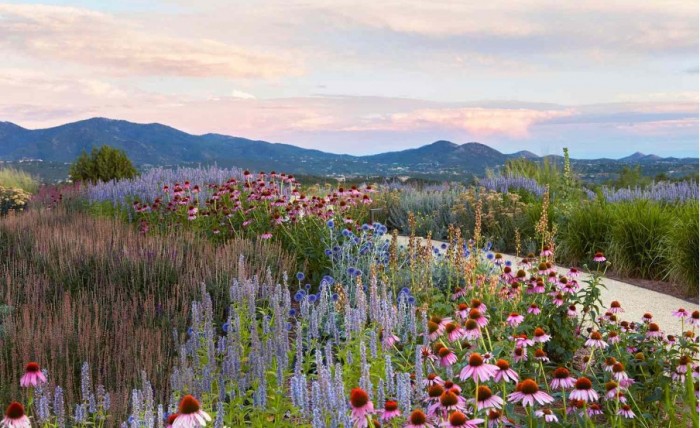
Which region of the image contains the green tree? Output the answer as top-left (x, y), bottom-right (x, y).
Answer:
top-left (69, 146), bottom-right (138, 183)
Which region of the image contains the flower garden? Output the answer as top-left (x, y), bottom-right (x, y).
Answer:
top-left (0, 165), bottom-right (697, 427)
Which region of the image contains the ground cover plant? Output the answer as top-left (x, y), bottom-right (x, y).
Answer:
top-left (0, 166), bottom-right (697, 428)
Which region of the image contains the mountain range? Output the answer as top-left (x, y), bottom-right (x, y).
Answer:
top-left (0, 118), bottom-right (697, 180)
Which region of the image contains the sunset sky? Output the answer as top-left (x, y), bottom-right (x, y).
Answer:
top-left (1, 0), bottom-right (698, 158)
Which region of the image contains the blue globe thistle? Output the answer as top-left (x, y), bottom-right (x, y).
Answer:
top-left (331, 293), bottom-right (339, 301)
top-left (440, 243), bottom-right (448, 250)
top-left (327, 219), bottom-right (335, 228)
top-left (486, 253), bottom-right (494, 260)
top-left (308, 294), bottom-right (318, 303)
top-left (288, 309), bottom-right (297, 317)
top-left (296, 272), bottom-right (305, 281)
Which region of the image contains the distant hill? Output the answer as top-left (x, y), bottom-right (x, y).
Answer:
top-left (0, 118), bottom-right (697, 181)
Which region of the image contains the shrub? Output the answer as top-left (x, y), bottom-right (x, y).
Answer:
top-left (69, 146), bottom-right (138, 183)
top-left (556, 199), bottom-right (614, 266)
top-left (0, 185), bottom-right (31, 215)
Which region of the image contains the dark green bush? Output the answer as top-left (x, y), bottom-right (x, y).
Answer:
top-left (69, 145), bottom-right (138, 183)
top-left (664, 202), bottom-right (699, 295)
top-left (557, 199), bottom-right (613, 266)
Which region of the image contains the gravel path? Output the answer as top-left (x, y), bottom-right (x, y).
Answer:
top-left (391, 235), bottom-right (698, 335)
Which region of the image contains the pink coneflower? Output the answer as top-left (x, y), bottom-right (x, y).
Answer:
top-left (20, 362), bottom-right (47, 388)
top-left (2, 402), bottom-right (30, 428)
top-left (349, 388), bottom-right (374, 427)
top-left (425, 384), bottom-right (445, 405)
top-left (452, 287), bottom-right (467, 300)
top-left (642, 312), bottom-right (653, 323)
top-left (568, 267), bottom-right (580, 277)
top-left (537, 262), bottom-right (549, 275)
top-left (506, 312), bottom-right (524, 327)
top-left (459, 353), bottom-right (498, 382)
top-left (513, 333), bottom-right (535, 348)
top-left (535, 408), bottom-right (558, 423)
top-left (429, 390), bottom-right (466, 415)
top-left (690, 310), bottom-right (699, 327)
top-left (552, 293), bottom-right (564, 306)
top-left (494, 359), bottom-right (519, 383)
top-left (567, 305), bottom-right (578, 318)
top-left (608, 301), bottom-right (624, 313)
top-left (501, 266), bottom-right (514, 282)
top-left (463, 319), bottom-right (481, 340)
top-left (474, 385), bottom-right (503, 410)
top-left (587, 403), bottom-right (603, 417)
top-left (424, 373), bottom-right (444, 387)
top-left (173, 395), bottom-right (211, 428)
top-left (441, 411), bottom-right (483, 428)
top-left (527, 303), bottom-right (541, 315)
top-left (438, 347), bottom-right (458, 367)
top-left (608, 331), bottom-right (621, 344)
top-left (445, 322), bottom-right (465, 342)
top-left (406, 409), bottom-right (434, 428)
top-left (540, 245), bottom-right (553, 257)
top-left (442, 380), bottom-right (463, 394)
top-left (508, 379), bottom-right (554, 407)
top-left (646, 323), bottom-right (663, 338)
top-left (534, 349), bottom-right (549, 362)
top-left (259, 232), bottom-right (273, 240)
top-left (380, 400), bottom-right (401, 421)
top-left (427, 320), bottom-right (443, 341)
top-left (513, 347), bottom-right (528, 363)
top-left (550, 367), bottom-right (576, 390)
top-left (585, 331), bottom-right (608, 349)
top-left (532, 328), bottom-right (550, 343)
top-left (677, 355), bottom-right (694, 374)
top-left (603, 357), bottom-right (617, 373)
top-left (456, 303), bottom-right (470, 320)
top-left (470, 299), bottom-right (487, 313)
top-left (611, 362), bottom-right (630, 383)
top-left (486, 410), bottom-right (508, 428)
top-left (468, 309), bottom-right (489, 327)
top-left (618, 404), bottom-right (635, 419)
top-left (382, 331), bottom-right (399, 348)
top-left (569, 377), bottom-right (599, 402)
top-left (166, 413), bottom-right (179, 428)
top-left (593, 251), bottom-right (606, 262)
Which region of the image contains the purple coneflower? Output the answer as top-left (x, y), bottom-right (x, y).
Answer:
top-left (513, 333), bottom-right (535, 348)
top-left (568, 267), bottom-right (580, 277)
top-left (474, 385), bottom-right (503, 410)
top-left (569, 377), bottom-right (599, 402)
top-left (462, 319), bottom-right (481, 340)
top-left (429, 390), bottom-right (465, 415)
top-left (593, 251), bottom-right (606, 262)
top-left (470, 298), bottom-right (487, 313)
top-left (494, 359), bottom-right (519, 383)
top-left (166, 413), bottom-right (179, 428)
top-left (459, 353), bottom-right (498, 382)
top-left (2, 402), bottom-right (30, 428)
top-left (456, 303), bottom-right (470, 320)
top-left (532, 328), bottom-right (550, 343)
top-left (690, 310), bottom-right (699, 327)
top-left (406, 409), bottom-right (434, 428)
top-left (642, 312), bottom-right (653, 323)
top-left (508, 379), bottom-right (554, 407)
top-left (550, 367), bottom-right (576, 390)
top-left (513, 347), bottom-right (528, 363)
top-left (567, 304), bottom-right (578, 318)
top-left (349, 388), bottom-right (374, 427)
top-left (424, 373), bottom-right (444, 387)
top-left (468, 309), bottom-right (489, 327)
top-left (540, 245), bottom-right (553, 257)
top-left (441, 411), bottom-right (483, 428)
top-left (608, 301), bottom-right (624, 313)
top-left (646, 323), bottom-right (663, 338)
top-left (603, 357), bottom-right (617, 372)
top-left (527, 303), bottom-right (541, 315)
top-left (20, 362), bottom-right (47, 388)
top-left (445, 322), bottom-right (465, 342)
top-left (552, 293), bottom-right (564, 306)
top-left (534, 349), bottom-right (549, 362)
top-left (173, 395), bottom-right (211, 428)
top-left (438, 347), bottom-right (458, 367)
top-left (506, 313), bottom-right (524, 327)
top-left (380, 400), bottom-right (401, 421)
top-left (587, 403), bottom-right (603, 417)
top-left (618, 404), bottom-right (635, 419)
top-left (608, 331), bottom-right (621, 344)
top-left (535, 408), bottom-right (558, 423)
top-left (585, 331), bottom-right (608, 349)
top-left (443, 380), bottom-right (462, 394)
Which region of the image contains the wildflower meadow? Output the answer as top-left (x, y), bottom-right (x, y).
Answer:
top-left (0, 166), bottom-right (697, 428)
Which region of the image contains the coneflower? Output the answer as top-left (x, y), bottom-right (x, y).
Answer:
top-left (494, 359), bottom-right (519, 383)
top-left (474, 385), bottom-right (503, 410)
top-left (463, 319), bottom-right (481, 341)
top-left (172, 395), bottom-right (211, 428)
top-left (646, 323), bottom-right (663, 338)
top-left (405, 409), bottom-right (434, 428)
top-left (617, 404), bottom-right (635, 419)
top-left (550, 367), bottom-right (576, 389)
top-left (608, 301), bottom-right (624, 313)
top-left (445, 322), bottom-right (465, 342)
top-left (585, 331), bottom-right (608, 349)
top-left (593, 251), bottom-right (606, 262)
top-left (349, 388), bottom-right (374, 427)
top-left (689, 310), bottom-right (699, 327)
top-left (20, 362), bottom-right (47, 388)
top-left (527, 303), bottom-right (541, 315)
top-left (166, 413), bottom-right (179, 428)
top-left (508, 379), bottom-right (554, 407)
top-left (423, 373), bottom-right (444, 387)
top-left (535, 408), bottom-right (558, 423)
top-left (428, 390), bottom-right (465, 415)
top-left (534, 349), bottom-right (549, 362)
top-left (442, 410), bottom-right (483, 428)
top-left (567, 305), bottom-right (578, 318)
top-left (459, 353), bottom-right (498, 382)
top-left (532, 328), bottom-right (550, 343)
top-left (468, 309), bottom-right (489, 327)
top-left (2, 402), bottom-right (30, 428)
top-left (506, 313), bottom-right (524, 327)
top-left (513, 347), bottom-right (528, 363)
top-left (438, 347), bottom-right (458, 367)
top-left (380, 400), bottom-right (400, 421)
top-left (569, 377), bottom-right (599, 402)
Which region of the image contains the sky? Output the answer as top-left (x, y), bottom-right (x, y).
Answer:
top-left (0, 0), bottom-right (698, 158)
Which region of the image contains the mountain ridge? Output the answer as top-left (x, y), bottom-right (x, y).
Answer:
top-left (0, 117), bottom-right (697, 179)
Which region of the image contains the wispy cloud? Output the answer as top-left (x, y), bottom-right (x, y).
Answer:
top-left (0, 4), bottom-right (298, 78)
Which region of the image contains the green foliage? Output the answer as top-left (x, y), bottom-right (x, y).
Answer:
top-left (504, 157), bottom-right (561, 188)
top-left (664, 202), bottom-right (699, 295)
top-left (607, 200), bottom-right (672, 280)
top-left (556, 199), bottom-right (613, 266)
top-left (69, 146), bottom-right (138, 183)
top-left (0, 167), bottom-right (39, 193)
top-left (610, 165), bottom-right (652, 189)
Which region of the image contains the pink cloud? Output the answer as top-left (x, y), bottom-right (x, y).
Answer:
top-left (0, 4), bottom-right (298, 78)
